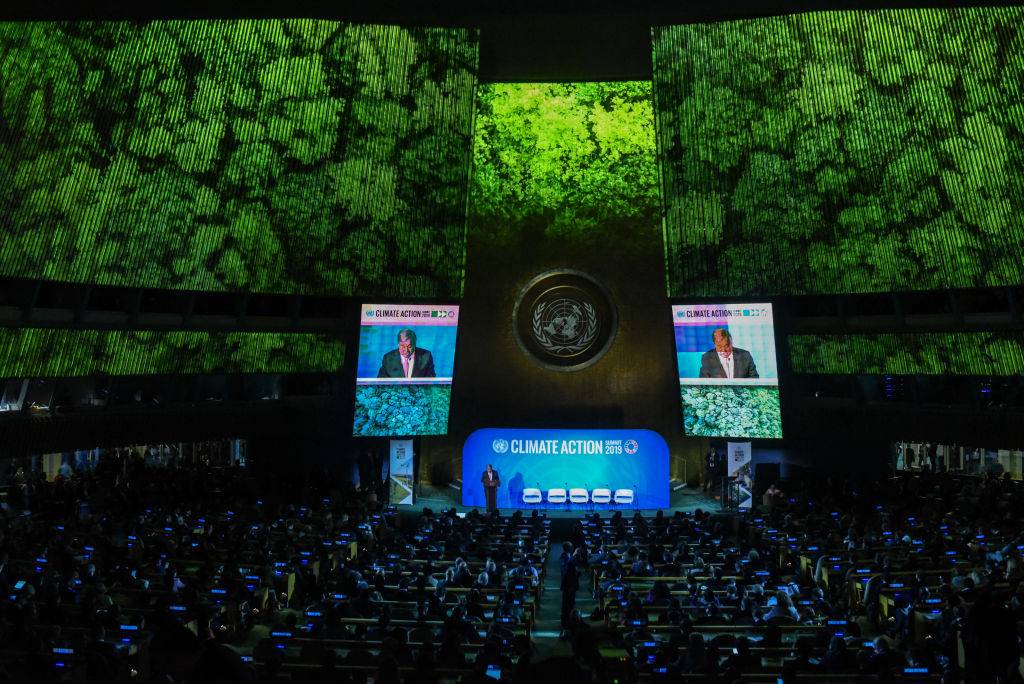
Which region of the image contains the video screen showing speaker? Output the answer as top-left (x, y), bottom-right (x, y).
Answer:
top-left (673, 303), bottom-right (782, 439)
top-left (462, 428), bottom-right (670, 510)
top-left (353, 304), bottom-right (460, 437)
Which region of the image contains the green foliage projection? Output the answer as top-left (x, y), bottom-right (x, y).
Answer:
top-left (0, 328), bottom-right (345, 378)
top-left (789, 332), bottom-right (1024, 375)
top-left (0, 20), bottom-right (478, 297)
top-left (353, 384), bottom-right (451, 436)
top-left (654, 8), bottom-right (1024, 296)
top-left (681, 385), bottom-right (782, 438)
top-left (470, 82), bottom-right (659, 245)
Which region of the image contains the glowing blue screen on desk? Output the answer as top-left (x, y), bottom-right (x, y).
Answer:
top-left (462, 428), bottom-right (670, 509)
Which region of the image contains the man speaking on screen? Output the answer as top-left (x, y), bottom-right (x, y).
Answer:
top-left (699, 328), bottom-right (758, 379)
top-left (377, 329), bottom-right (436, 379)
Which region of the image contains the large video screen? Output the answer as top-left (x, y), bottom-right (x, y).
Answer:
top-left (352, 304), bottom-right (459, 436)
top-left (470, 82), bottom-right (658, 246)
top-left (0, 20), bottom-right (477, 298)
top-left (789, 332), bottom-right (1024, 376)
top-left (0, 328), bottom-right (344, 378)
top-left (462, 428), bottom-right (670, 510)
top-left (654, 7), bottom-right (1024, 297)
top-left (673, 303), bottom-right (782, 438)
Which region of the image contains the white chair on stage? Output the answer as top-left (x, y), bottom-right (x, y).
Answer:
top-left (547, 488), bottom-right (567, 505)
top-left (569, 488), bottom-right (589, 506)
top-left (521, 488), bottom-right (543, 506)
top-left (591, 488), bottom-right (612, 506)
top-left (613, 488), bottom-right (635, 506)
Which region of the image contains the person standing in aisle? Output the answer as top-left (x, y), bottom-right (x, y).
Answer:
top-left (560, 541), bottom-right (579, 638)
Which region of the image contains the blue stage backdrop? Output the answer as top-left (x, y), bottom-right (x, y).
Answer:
top-left (462, 428), bottom-right (670, 510)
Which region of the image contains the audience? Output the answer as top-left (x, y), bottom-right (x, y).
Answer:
top-left (3, 453), bottom-right (1023, 682)
top-left (582, 469), bottom-right (1024, 682)
top-left (0, 452), bottom-right (550, 683)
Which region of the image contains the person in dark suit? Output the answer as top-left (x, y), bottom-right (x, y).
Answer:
top-left (560, 542), bottom-right (580, 635)
top-left (698, 328), bottom-right (758, 379)
top-left (377, 329), bottom-right (436, 379)
top-left (481, 464), bottom-right (500, 512)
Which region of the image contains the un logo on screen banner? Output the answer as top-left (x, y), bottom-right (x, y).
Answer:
top-left (491, 439), bottom-right (509, 454)
top-left (624, 439), bottom-right (639, 455)
top-left (513, 270), bottom-right (617, 371)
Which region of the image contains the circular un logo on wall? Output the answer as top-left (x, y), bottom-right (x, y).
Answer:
top-left (513, 270), bottom-right (617, 371)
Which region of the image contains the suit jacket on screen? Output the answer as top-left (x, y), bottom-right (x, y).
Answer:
top-left (698, 348), bottom-right (759, 379)
top-left (377, 348), bottom-right (436, 378)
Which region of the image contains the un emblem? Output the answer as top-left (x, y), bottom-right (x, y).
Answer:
top-left (624, 439), bottom-right (639, 455)
top-left (513, 270), bottom-right (617, 371)
top-left (532, 299), bottom-right (599, 355)
top-left (492, 439), bottom-right (509, 454)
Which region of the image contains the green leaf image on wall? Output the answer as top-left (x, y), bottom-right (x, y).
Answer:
top-left (353, 384), bottom-right (451, 436)
top-left (789, 332), bottom-right (1024, 376)
top-left (0, 20), bottom-right (478, 298)
top-left (0, 328), bottom-right (345, 378)
top-left (681, 385), bottom-right (782, 439)
top-left (470, 82), bottom-right (659, 247)
top-left (654, 7), bottom-right (1024, 296)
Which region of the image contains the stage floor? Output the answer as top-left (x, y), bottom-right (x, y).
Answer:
top-left (413, 481), bottom-right (723, 516)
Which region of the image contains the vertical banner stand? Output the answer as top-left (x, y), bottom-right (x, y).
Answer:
top-left (389, 439), bottom-right (415, 505)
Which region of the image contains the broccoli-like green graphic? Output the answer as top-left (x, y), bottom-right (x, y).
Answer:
top-left (353, 384), bottom-right (451, 436)
top-left (0, 328), bottom-right (345, 377)
top-left (470, 82), bottom-right (659, 248)
top-left (654, 7), bottom-right (1024, 296)
top-left (681, 385), bottom-right (782, 438)
top-left (789, 332), bottom-right (1024, 375)
top-left (0, 20), bottom-right (478, 298)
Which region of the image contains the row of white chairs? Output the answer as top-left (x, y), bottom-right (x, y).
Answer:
top-left (520, 487), bottom-right (634, 506)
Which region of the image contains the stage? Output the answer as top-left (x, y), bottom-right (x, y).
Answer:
top-left (413, 479), bottom-right (723, 517)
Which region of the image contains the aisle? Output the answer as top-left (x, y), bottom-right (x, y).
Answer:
top-left (530, 540), bottom-right (598, 659)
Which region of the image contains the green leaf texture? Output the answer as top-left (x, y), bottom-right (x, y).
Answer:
top-left (654, 7), bottom-right (1024, 296)
top-left (0, 328), bottom-right (345, 377)
top-left (0, 20), bottom-right (479, 298)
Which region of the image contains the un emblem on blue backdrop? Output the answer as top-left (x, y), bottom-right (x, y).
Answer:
top-left (491, 439), bottom-right (509, 454)
top-left (624, 439), bottom-right (639, 455)
top-left (513, 270), bottom-right (617, 371)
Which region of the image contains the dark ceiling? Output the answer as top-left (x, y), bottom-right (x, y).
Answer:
top-left (0, 1), bottom-right (1017, 81)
